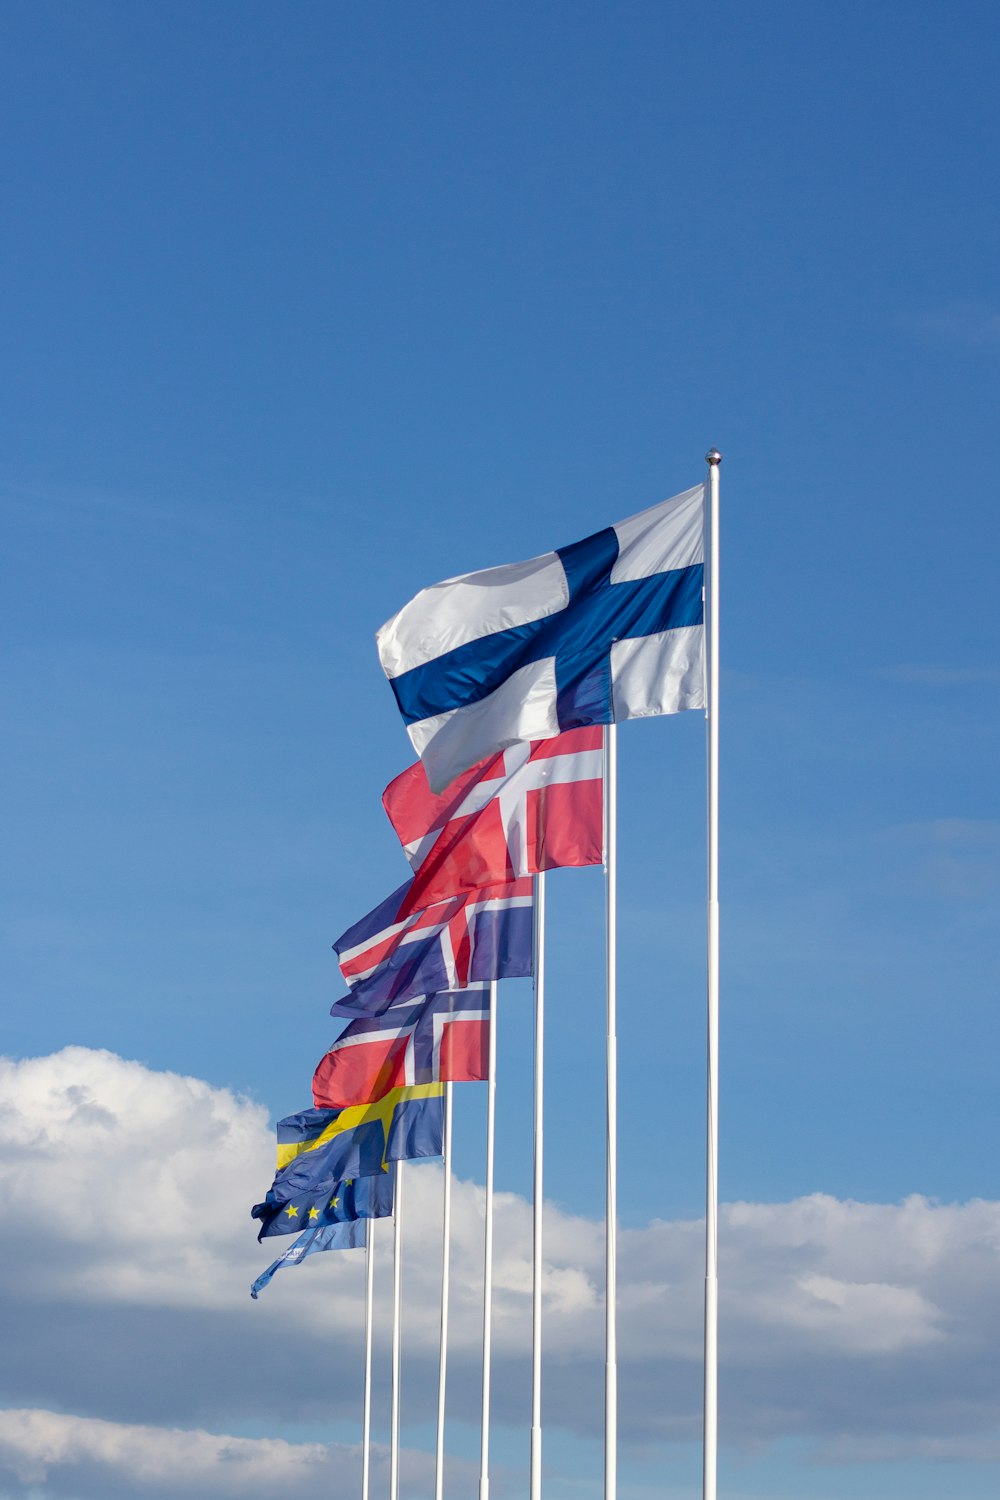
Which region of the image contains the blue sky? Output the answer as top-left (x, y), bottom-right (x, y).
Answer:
top-left (1, 4), bottom-right (999, 1499)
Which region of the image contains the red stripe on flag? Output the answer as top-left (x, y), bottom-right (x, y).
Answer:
top-left (529, 725), bottom-right (603, 759)
top-left (402, 801), bottom-right (513, 913)
top-left (440, 1017), bottom-right (489, 1084)
top-left (383, 749), bottom-right (507, 846)
top-left (526, 778), bottom-right (603, 872)
top-left (312, 1035), bottom-right (408, 1109)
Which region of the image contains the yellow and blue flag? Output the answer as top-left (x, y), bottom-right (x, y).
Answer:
top-left (250, 1084), bottom-right (441, 1240)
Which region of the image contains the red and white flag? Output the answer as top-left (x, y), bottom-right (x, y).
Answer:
top-left (383, 725), bottom-right (603, 912)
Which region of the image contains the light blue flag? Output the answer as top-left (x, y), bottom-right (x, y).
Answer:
top-left (251, 1219), bottom-right (366, 1299)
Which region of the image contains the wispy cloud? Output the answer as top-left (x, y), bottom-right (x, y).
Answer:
top-left (878, 819), bottom-right (1000, 900)
top-left (900, 301), bottom-right (1000, 346)
top-left (0, 476), bottom-right (226, 540)
top-left (884, 818), bottom-right (1000, 848)
top-left (875, 664), bottom-right (1000, 687)
top-left (814, 1433), bottom-right (1000, 1466)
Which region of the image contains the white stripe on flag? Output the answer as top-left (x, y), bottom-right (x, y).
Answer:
top-left (610, 625), bottom-right (705, 719)
top-left (378, 554), bottom-right (568, 679)
top-left (609, 483), bottom-right (705, 581)
top-left (409, 659), bottom-right (560, 796)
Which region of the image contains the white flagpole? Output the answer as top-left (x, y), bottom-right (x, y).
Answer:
top-left (361, 1216), bottom-right (376, 1500)
top-left (435, 1083), bottom-right (454, 1500)
top-left (530, 872), bottom-right (546, 1500)
top-left (603, 723), bottom-right (618, 1500)
top-left (703, 448), bottom-right (722, 1500)
top-left (390, 1159), bottom-right (404, 1500)
top-left (478, 980), bottom-right (498, 1500)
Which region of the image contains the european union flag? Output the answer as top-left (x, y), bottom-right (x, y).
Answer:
top-left (250, 1084), bottom-right (440, 1241)
top-left (252, 1168), bottom-right (393, 1242)
top-left (251, 1219), bottom-right (367, 1298)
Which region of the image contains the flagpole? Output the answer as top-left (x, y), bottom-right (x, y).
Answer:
top-left (361, 1216), bottom-right (376, 1500)
top-left (435, 1083), bottom-right (454, 1500)
top-left (530, 871), bottom-right (546, 1500)
top-left (390, 1159), bottom-right (404, 1500)
top-left (703, 448), bottom-right (722, 1500)
top-left (479, 979), bottom-right (498, 1500)
top-left (603, 723), bottom-right (618, 1500)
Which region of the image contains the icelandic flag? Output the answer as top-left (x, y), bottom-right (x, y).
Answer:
top-left (251, 1219), bottom-right (368, 1298)
top-left (377, 484), bottom-right (705, 791)
top-left (314, 986), bottom-right (491, 1109)
top-left (383, 726), bottom-right (603, 911)
top-left (332, 876), bottom-right (533, 1018)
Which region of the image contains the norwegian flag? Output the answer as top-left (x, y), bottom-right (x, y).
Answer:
top-left (383, 725), bottom-right (604, 912)
top-left (314, 987), bottom-right (491, 1109)
top-left (332, 876), bottom-right (533, 1019)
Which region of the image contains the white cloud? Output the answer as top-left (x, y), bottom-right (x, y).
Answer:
top-left (1, 1046), bottom-right (999, 1490)
top-left (0, 1408), bottom-right (476, 1499)
top-left (883, 819), bottom-right (1000, 848)
top-left (877, 819), bottom-right (1000, 901)
top-left (875, 664), bottom-right (1000, 687)
top-left (901, 302), bottom-right (1000, 346)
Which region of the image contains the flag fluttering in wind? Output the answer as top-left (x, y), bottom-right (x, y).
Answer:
top-left (314, 985), bottom-right (491, 1109)
top-left (332, 876), bottom-right (533, 1018)
top-left (377, 484), bottom-right (706, 791)
top-left (251, 1086), bottom-right (441, 1238)
top-left (251, 1218), bottom-right (369, 1298)
top-left (383, 726), bottom-right (603, 912)
top-left (252, 1161), bottom-right (394, 1241)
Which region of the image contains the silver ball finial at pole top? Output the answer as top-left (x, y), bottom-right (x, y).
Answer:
top-left (705, 448), bottom-right (722, 466)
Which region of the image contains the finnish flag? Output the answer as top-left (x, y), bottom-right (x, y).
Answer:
top-left (377, 483), bottom-right (706, 792)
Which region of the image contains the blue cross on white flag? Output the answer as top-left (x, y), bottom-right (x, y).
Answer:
top-left (377, 484), bottom-right (706, 792)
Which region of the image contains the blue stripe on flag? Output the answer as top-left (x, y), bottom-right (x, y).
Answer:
top-left (389, 560), bottom-right (704, 727)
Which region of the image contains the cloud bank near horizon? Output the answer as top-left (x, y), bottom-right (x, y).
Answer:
top-left (1, 1046), bottom-right (998, 1498)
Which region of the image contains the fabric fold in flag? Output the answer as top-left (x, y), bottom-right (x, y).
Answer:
top-left (377, 483), bottom-right (706, 791)
top-left (383, 726), bottom-right (603, 911)
top-left (250, 1086), bottom-right (440, 1240)
top-left (332, 875), bottom-right (532, 1018)
top-left (315, 986), bottom-right (491, 1108)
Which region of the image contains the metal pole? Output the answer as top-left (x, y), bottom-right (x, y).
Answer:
top-left (530, 872), bottom-right (546, 1500)
top-left (478, 981), bottom-right (498, 1500)
top-left (361, 1217), bottom-right (376, 1500)
top-left (390, 1159), bottom-right (404, 1500)
top-left (703, 448), bottom-right (722, 1500)
top-left (434, 1085), bottom-right (453, 1500)
top-left (604, 723), bottom-right (618, 1500)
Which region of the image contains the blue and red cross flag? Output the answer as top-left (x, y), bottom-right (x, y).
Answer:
top-left (331, 876), bottom-right (533, 1019)
top-left (383, 726), bottom-right (603, 912)
top-left (376, 484), bottom-right (706, 792)
top-left (314, 986), bottom-right (491, 1109)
